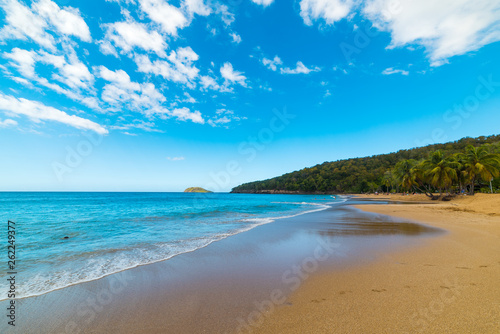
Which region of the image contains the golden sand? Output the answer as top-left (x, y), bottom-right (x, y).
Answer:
top-left (254, 194), bottom-right (500, 333)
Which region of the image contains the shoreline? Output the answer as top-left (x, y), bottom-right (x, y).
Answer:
top-left (0, 198), bottom-right (438, 333)
top-left (254, 194), bottom-right (500, 333)
top-left (4, 197), bottom-right (337, 303)
top-left (2, 195), bottom-right (498, 333)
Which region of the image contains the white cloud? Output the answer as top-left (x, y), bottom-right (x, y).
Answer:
top-left (0, 93), bottom-right (107, 134)
top-left (299, 0), bottom-right (354, 26)
top-left (139, 0), bottom-right (188, 36)
top-left (167, 156), bottom-right (185, 161)
top-left (198, 75), bottom-right (232, 92)
top-left (259, 84), bottom-right (272, 92)
top-left (199, 75), bottom-right (221, 90)
top-left (97, 66), bottom-right (141, 91)
top-left (260, 56), bottom-right (319, 75)
top-left (4, 48), bottom-right (37, 78)
top-left (0, 118), bottom-right (18, 127)
top-left (208, 108), bottom-right (246, 127)
top-left (151, 105), bottom-right (204, 124)
top-left (280, 61), bottom-right (320, 74)
top-left (0, 0), bottom-right (55, 49)
top-left (39, 50), bottom-right (94, 90)
top-left (381, 67), bottom-right (409, 75)
top-left (251, 0), bottom-right (274, 7)
top-left (215, 4), bottom-right (235, 26)
top-left (97, 66), bottom-right (204, 124)
top-left (230, 32), bottom-right (242, 44)
top-left (110, 120), bottom-right (163, 133)
top-left (181, 92), bottom-right (197, 103)
top-left (33, 0), bottom-right (91, 42)
top-left (105, 0), bottom-right (136, 4)
top-left (363, 0), bottom-right (500, 66)
top-left (134, 47), bottom-right (199, 85)
top-left (220, 62), bottom-right (247, 87)
top-left (0, 0), bottom-right (91, 50)
top-left (97, 65), bottom-right (165, 112)
top-left (99, 40), bottom-right (119, 57)
top-left (261, 56), bottom-right (282, 71)
top-left (3, 48), bottom-right (100, 110)
top-left (169, 107), bottom-right (204, 123)
top-left (102, 20), bottom-right (167, 57)
top-left (208, 116), bottom-right (231, 127)
top-left (182, 0), bottom-right (211, 16)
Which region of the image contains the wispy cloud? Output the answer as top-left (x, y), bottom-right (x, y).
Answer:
top-left (382, 67), bottom-right (409, 75)
top-left (167, 156), bottom-right (185, 161)
top-left (299, 0), bottom-right (354, 26)
top-left (0, 0), bottom-right (91, 50)
top-left (261, 56), bottom-right (282, 71)
top-left (250, 0), bottom-right (275, 7)
top-left (97, 66), bottom-right (205, 124)
top-left (3, 47), bottom-right (100, 110)
top-left (139, 0), bottom-right (188, 36)
top-left (207, 108), bottom-right (246, 127)
top-left (220, 62), bottom-right (247, 87)
top-left (0, 93), bottom-right (108, 134)
top-left (0, 118), bottom-right (17, 128)
top-left (299, 0), bottom-right (500, 66)
top-left (230, 32), bottom-right (242, 44)
top-left (134, 47), bottom-right (199, 86)
top-left (364, 0), bottom-right (500, 66)
top-left (281, 61), bottom-right (320, 74)
top-left (101, 20), bottom-right (168, 57)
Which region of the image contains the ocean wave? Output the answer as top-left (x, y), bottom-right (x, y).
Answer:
top-left (0, 195), bottom-right (336, 301)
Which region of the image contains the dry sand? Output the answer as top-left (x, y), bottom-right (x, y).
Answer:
top-left (254, 194), bottom-right (500, 333)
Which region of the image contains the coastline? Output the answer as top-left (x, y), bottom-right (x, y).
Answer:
top-left (0, 198), bottom-right (439, 333)
top-left (2, 194), bottom-right (498, 333)
top-left (254, 194), bottom-right (500, 333)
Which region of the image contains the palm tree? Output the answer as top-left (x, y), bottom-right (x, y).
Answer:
top-left (420, 150), bottom-right (457, 196)
top-left (382, 171), bottom-right (395, 193)
top-left (411, 161), bottom-right (434, 197)
top-left (452, 153), bottom-right (468, 194)
top-left (459, 145), bottom-right (500, 195)
top-left (393, 159), bottom-right (416, 192)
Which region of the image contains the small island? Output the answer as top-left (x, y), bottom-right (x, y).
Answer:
top-left (184, 187), bottom-right (212, 193)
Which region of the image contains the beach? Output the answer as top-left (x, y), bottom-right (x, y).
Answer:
top-left (254, 194), bottom-right (500, 333)
top-left (2, 194), bottom-right (499, 333)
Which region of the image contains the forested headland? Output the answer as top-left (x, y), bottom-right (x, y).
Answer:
top-left (231, 134), bottom-right (500, 196)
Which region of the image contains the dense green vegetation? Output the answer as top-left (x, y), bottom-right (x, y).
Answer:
top-left (231, 135), bottom-right (500, 195)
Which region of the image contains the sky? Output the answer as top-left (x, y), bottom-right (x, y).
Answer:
top-left (0, 0), bottom-right (499, 192)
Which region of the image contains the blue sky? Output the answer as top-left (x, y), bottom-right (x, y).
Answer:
top-left (0, 0), bottom-right (499, 191)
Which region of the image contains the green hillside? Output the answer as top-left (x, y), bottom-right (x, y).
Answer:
top-left (231, 134), bottom-right (500, 194)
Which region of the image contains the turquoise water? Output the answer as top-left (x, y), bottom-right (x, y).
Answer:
top-left (0, 192), bottom-right (343, 300)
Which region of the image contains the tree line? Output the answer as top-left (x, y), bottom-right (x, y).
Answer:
top-left (231, 134), bottom-right (500, 195)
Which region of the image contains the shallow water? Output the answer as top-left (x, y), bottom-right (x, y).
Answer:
top-left (0, 192), bottom-right (342, 299)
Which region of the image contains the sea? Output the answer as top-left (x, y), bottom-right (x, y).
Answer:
top-left (0, 192), bottom-right (345, 300)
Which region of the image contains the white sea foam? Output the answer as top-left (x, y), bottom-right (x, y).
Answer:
top-left (1, 199), bottom-right (337, 301)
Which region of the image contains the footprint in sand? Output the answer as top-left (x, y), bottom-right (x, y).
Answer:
top-left (311, 298), bottom-right (327, 303)
top-left (479, 265), bottom-right (488, 268)
top-left (372, 289), bottom-right (387, 293)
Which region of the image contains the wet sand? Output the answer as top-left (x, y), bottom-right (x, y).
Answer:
top-left (1, 200), bottom-right (440, 334)
top-left (254, 194), bottom-right (500, 333)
